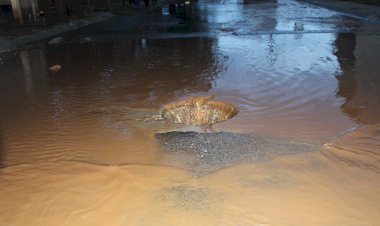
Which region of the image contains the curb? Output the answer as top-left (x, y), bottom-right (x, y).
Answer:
top-left (0, 11), bottom-right (114, 53)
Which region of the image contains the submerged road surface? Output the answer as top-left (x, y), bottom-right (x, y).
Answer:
top-left (0, 0), bottom-right (380, 225)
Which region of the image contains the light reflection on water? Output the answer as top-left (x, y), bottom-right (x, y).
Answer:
top-left (211, 33), bottom-right (355, 137)
top-left (0, 32), bottom-right (379, 169)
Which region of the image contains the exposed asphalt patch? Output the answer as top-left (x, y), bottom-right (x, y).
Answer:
top-left (158, 184), bottom-right (220, 211)
top-left (155, 131), bottom-right (320, 175)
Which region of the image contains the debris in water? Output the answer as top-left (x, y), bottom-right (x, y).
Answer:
top-left (49, 64), bottom-right (62, 72)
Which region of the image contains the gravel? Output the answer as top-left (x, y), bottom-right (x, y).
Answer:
top-left (155, 131), bottom-right (320, 175)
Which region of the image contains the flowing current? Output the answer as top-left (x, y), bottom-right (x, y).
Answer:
top-left (0, 0), bottom-right (380, 225)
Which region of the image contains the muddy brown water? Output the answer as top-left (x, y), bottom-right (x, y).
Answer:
top-left (1, 0), bottom-right (380, 225)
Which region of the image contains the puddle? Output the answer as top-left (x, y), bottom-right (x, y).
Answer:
top-left (1, 0), bottom-right (380, 225)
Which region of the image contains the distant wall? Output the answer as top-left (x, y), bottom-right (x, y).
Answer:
top-left (10, 0), bottom-right (109, 24)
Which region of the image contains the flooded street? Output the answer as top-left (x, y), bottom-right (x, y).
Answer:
top-left (1, 0), bottom-right (380, 225)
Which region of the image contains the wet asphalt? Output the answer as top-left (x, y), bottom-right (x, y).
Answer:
top-left (67, 0), bottom-right (380, 41)
top-left (155, 131), bottom-right (319, 175)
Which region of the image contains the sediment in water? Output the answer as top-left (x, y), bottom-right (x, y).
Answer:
top-left (155, 131), bottom-right (320, 174)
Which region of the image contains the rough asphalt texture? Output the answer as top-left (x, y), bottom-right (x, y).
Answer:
top-left (301, 0), bottom-right (380, 23)
top-left (155, 131), bottom-right (320, 175)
